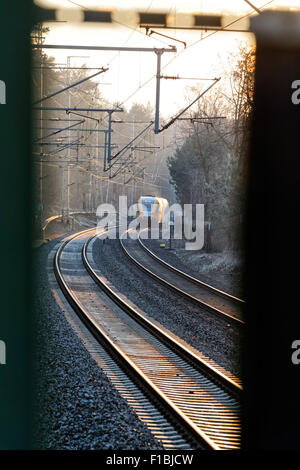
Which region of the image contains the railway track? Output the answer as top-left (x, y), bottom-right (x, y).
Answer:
top-left (54, 228), bottom-right (242, 450)
top-left (138, 231), bottom-right (244, 304)
top-left (120, 229), bottom-right (244, 326)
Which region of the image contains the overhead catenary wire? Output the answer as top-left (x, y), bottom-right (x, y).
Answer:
top-left (37, 0), bottom-right (275, 126)
top-left (37, 1), bottom-right (267, 201)
top-left (33, 67), bottom-right (108, 104)
top-left (99, 0), bottom-right (275, 113)
top-left (158, 78), bottom-right (220, 133)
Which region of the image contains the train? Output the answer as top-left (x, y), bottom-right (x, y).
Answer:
top-left (137, 196), bottom-right (169, 223)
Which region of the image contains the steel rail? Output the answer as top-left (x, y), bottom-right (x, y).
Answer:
top-left (84, 231), bottom-right (242, 393)
top-left (137, 231), bottom-right (245, 305)
top-left (54, 228), bottom-right (242, 450)
top-left (120, 230), bottom-right (244, 327)
top-left (83, 231), bottom-right (242, 449)
top-left (54, 229), bottom-right (214, 449)
top-left (82, 235), bottom-right (242, 449)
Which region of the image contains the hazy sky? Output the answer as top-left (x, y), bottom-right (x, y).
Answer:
top-left (34, 1), bottom-right (300, 117)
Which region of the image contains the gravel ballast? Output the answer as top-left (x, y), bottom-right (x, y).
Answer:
top-left (32, 238), bottom-right (163, 450)
top-left (92, 237), bottom-right (242, 378)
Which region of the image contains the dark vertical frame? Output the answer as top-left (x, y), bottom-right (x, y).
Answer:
top-left (243, 11), bottom-right (300, 449)
top-left (0, 1), bottom-right (33, 449)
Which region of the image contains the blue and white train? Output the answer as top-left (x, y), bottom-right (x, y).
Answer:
top-left (137, 196), bottom-right (169, 223)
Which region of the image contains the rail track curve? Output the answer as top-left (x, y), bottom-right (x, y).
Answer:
top-left (54, 228), bottom-right (242, 450)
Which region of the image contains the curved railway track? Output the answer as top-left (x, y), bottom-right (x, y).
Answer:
top-left (120, 229), bottom-right (244, 326)
top-left (138, 231), bottom-right (244, 304)
top-left (54, 228), bottom-right (242, 450)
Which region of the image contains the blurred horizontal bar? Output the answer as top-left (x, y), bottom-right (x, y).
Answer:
top-left (33, 107), bottom-right (123, 112)
top-left (140, 25), bottom-right (250, 33)
top-left (33, 44), bottom-right (176, 53)
top-left (34, 6), bottom-right (253, 32)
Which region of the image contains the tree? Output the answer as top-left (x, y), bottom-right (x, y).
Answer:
top-left (167, 44), bottom-right (255, 251)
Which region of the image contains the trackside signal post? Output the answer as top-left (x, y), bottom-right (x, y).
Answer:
top-left (244, 10), bottom-right (300, 449)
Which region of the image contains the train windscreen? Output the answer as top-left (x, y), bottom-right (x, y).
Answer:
top-left (141, 200), bottom-right (155, 215)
